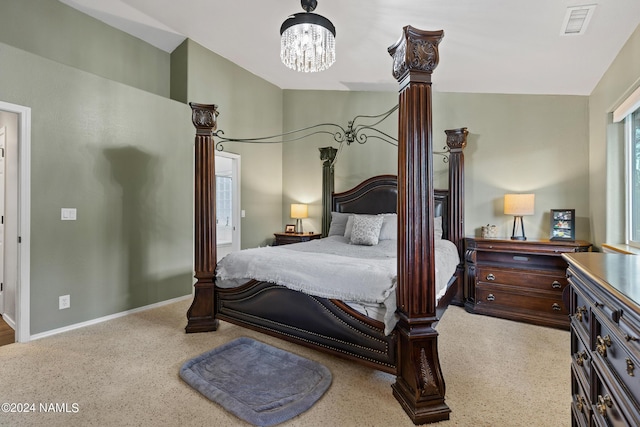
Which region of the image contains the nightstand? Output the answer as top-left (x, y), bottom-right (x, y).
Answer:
top-left (465, 237), bottom-right (592, 329)
top-left (273, 232), bottom-right (321, 246)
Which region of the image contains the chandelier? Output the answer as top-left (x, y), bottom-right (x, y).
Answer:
top-left (280, 0), bottom-right (336, 73)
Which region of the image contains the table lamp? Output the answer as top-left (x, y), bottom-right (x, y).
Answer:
top-left (504, 194), bottom-right (535, 240)
top-left (290, 203), bottom-right (308, 234)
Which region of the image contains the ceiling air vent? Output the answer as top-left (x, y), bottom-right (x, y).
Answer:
top-left (561, 5), bottom-right (596, 36)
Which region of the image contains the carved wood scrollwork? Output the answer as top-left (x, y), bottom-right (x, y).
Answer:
top-left (419, 348), bottom-right (439, 396)
top-left (388, 26), bottom-right (444, 81)
top-left (190, 103), bottom-right (219, 134)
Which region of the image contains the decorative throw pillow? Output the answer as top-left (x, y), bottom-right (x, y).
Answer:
top-left (350, 215), bottom-right (384, 246)
top-left (328, 212), bottom-right (351, 236)
top-left (378, 213), bottom-right (397, 240)
top-left (434, 216), bottom-right (443, 239)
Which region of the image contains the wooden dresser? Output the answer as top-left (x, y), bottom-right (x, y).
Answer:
top-left (465, 238), bottom-right (592, 329)
top-left (565, 253), bottom-right (640, 427)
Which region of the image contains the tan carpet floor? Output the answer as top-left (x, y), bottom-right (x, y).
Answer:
top-left (0, 300), bottom-right (570, 426)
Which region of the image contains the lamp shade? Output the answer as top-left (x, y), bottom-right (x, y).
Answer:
top-left (290, 203), bottom-right (308, 219)
top-left (504, 194), bottom-right (535, 216)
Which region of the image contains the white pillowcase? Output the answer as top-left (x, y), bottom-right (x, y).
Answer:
top-left (350, 215), bottom-right (384, 246)
top-left (434, 216), bottom-right (443, 240)
top-left (342, 213), bottom-right (442, 241)
top-left (378, 214), bottom-right (397, 240)
top-left (328, 212), bottom-right (351, 236)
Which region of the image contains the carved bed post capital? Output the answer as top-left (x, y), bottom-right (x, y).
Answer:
top-left (445, 127), bottom-right (468, 152)
top-left (388, 26), bottom-right (444, 86)
top-left (190, 103), bottom-right (219, 135)
top-left (186, 102), bottom-right (219, 333)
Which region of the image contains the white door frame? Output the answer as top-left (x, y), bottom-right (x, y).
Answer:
top-left (215, 151), bottom-right (241, 253)
top-left (0, 100), bottom-right (31, 343)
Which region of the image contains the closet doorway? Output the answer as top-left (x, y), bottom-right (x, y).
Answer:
top-left (215, 152), bottom-right (241, 260)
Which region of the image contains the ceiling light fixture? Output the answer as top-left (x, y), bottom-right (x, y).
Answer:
top-left (280, 0), bottom-right (336, 73)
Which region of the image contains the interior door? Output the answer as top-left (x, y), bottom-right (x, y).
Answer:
top-left (0, 127), bottom-right (5, 314)
top-left (215, 152), bottom-right (241, 260)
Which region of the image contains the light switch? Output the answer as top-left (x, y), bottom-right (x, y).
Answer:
top-left (241, 210), bottom-right (246, 218)
top-left (61, 208), bottom-right (77, 221)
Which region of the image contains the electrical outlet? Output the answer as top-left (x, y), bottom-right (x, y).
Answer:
top-left (59, 294), bottom-right (70, 310)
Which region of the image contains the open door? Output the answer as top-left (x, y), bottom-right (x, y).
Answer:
top-left (215, 152), bottom-right (241, 260)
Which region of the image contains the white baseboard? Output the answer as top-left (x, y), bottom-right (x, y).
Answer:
top-left (29, 294), bottom-right (192, 342)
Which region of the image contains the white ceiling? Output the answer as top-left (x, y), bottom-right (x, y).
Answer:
top-left (59, 0), bottom-right (640, 95)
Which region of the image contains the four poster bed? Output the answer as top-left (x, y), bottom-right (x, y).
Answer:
top-left (186, 27), bottom-right (466, 424)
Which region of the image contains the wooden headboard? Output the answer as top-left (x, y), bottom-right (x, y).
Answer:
top-left (330, 174), bottom-right (451, 242)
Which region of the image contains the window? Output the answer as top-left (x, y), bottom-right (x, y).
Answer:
top-left (627, 109), bottom-right (640, 247)
top-left (216, 175), bottom-right (233, 228)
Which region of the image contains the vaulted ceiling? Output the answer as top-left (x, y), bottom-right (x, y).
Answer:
top-left (60, 0), bottom-right (640, 95)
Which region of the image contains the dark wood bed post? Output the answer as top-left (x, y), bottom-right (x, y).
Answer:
top-left (185, 103), bottom-right (220, 333)
top-left (445, 128), bottom-right (468, 306)
top-left (319, 146), bottom-right (338, 237)
top-left (388, 26), bottom-right (449, 424)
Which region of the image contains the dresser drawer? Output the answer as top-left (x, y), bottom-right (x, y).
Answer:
top-left (477, 250), bottom-right (567, 271)
top-left (594, 319), bottom-right (640, 408)
top-left (476, 266), bottom-right (566, 292)
top-left (476, 284), bottom-right (568, 316)
top-left (592, 369), bottom-right (633, 427)
top-left (571, 327), bottom-right (591, 387)
top-left (570, 285), bottom-right (594, 341)
top-left (571, 366), bottom-right (591, 427)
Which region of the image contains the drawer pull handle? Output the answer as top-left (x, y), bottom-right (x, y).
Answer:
top-left (552, 303), bottom-right (562, 311)
top-left (596, 335), bottom-right (612, 357)
top-left (486, 273), bottom-right (495, 281)
top-left (486, 294), bottom-right (495, 302)
top-left (624, 333), bottom-right (639, 342)
top-left (596, 394), bottom-right (612, 416)
top-left (575, 306), bottom-right (587, 322)
top-left (575, 350), bottom-right (588, 366)
top-left (626, 358), bottom-right (635, 377)
top-left (551, 281), bottom-right (562, 289)
top-left (575, 394), bottom-right (585, 412)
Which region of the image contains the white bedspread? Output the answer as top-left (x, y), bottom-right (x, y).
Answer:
top-left (216, 236), bottom-right (460, 334)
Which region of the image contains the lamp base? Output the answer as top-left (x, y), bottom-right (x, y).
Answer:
top-left (295, 218), bottom-right (303, 234)
top-left (510, 216), bottom-right (527, 241)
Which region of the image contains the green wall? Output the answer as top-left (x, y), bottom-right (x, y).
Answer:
top-left (589, 23), bottom-right (640, 248)
top-left (283, 90), bottom-right (590, 241)
top-left (183, 40), bottom-right (285, 248)
top-left (0, 42), bottom-right (193, 334)
top-left (0, 0), bottom-right (284, 335)
top-left (0, 0), bottom-right (171, 97)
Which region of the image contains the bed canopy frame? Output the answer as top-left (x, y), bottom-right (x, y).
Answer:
top-left (185, 26), bottom-right (465, 424)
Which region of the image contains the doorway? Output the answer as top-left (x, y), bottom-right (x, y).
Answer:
top-left (0, 101), bottom-right (31, 343)
top-left (215, 152), bottom-right (241, 260)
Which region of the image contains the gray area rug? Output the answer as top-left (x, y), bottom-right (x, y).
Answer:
top-left (180, 337), bottom-right (332, 426)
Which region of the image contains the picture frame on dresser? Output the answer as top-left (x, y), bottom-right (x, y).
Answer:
top-left (550, 209), bottom-right (575, 241)
top-left (284, 224), bottom-right (295, 233)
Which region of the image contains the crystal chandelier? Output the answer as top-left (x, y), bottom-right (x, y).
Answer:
top-left (280, 0), bottom-right (336, 73)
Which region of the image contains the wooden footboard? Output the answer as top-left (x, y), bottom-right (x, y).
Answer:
top-left (215, 280), bottom-right (398, 374)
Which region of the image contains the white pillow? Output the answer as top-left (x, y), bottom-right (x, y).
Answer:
top-left (350, 215), bottom-right (384, 246)
top-left (434, 216), bottom-right (443, 240)
top-left (328, 212), bottom-right (351, 236)
top-left (378, 214), bottom-right (397, 240)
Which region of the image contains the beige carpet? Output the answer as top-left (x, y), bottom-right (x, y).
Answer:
top-left (0, 300), bottom-right (570, 426)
